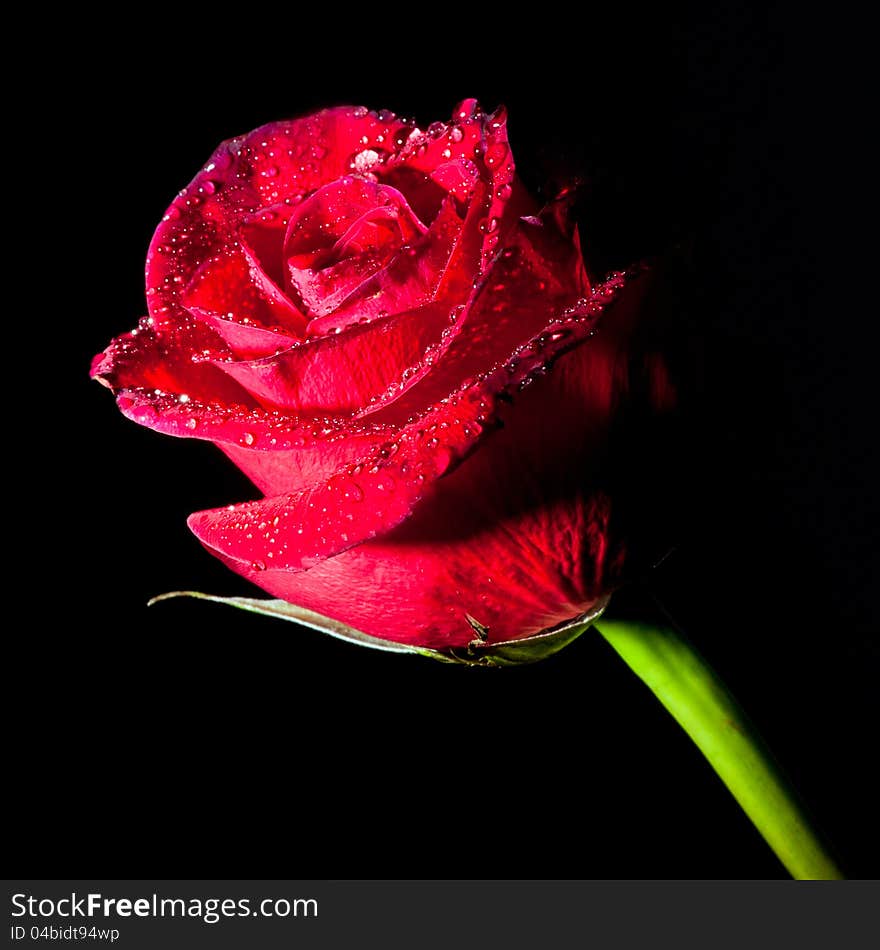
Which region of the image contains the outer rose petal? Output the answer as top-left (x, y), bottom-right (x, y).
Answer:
top-left (361, 204), bottom-right (590, 428)
top-left (90, 324), bottom-right (259, 408)
top-left (109, 385), bottom-right (397, 494)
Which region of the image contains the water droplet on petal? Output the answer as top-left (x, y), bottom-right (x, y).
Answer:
top-left (240, 431), bottom-right (257, 446)
top-left (347, 482), bottom-right (365, 502)
top-left (250, 560), bottom-right (267, 572)
top-left (351, 149), bottom-right (382, 173)
top-left (376, 472), bottom-right (396, 492)
top-left (484, 142), bottom-right (509, 167)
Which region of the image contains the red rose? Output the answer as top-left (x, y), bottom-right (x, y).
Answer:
top-left (92, 99), bottom-right (678, 656)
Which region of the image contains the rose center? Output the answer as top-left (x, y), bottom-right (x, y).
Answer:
top-left (280, 176), bottom-right (429, 321)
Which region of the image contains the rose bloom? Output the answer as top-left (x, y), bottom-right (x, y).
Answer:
top-left (92, 99), bottom-right (681, 655)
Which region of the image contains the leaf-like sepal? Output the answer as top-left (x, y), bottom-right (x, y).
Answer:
top-left (148, 591), bottom-right (609, 666)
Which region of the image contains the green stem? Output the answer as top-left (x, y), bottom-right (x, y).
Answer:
top-left (594, 618), bottom-right (844, 879)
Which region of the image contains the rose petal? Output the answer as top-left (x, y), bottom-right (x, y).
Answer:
top-left (182, 247), bottom-right (307, 339)
top-left (212, 301), bottom-right (461, 413)
top-left (91, 324), bottom-right (258, 408)
top-left (387, 98), bottom-right (486, 180)
top-left (377, 165), bottom-right (454, 223)
top-left (284, 178), bottom-right (427, 263)
top-left (386, 100), bottom-right (519, 270)
top-left (107, 385), bottom-right (395, 493)
top-left (189, 310), bottom-right (298, 361)
top-left (359, 205), bottom-right (591, 429)
top-left (204, 489), bottom-right (616, 649)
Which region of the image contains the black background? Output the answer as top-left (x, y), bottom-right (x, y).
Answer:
top-left (12, 2), bottom-right (877, 879)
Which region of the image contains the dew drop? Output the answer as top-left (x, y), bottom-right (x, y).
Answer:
top-left (240, 431), bottom-right (257, 446)
top-left (250, 560), bottom-right (267, 572)
top-left (376, 472), bottom-right (396, 492)
top-left (351, 149), bottom-right (381, 173)
top-left (484, 142), bottom-right (509, 168)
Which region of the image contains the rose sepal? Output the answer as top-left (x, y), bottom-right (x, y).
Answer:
top-left (147, 591), bottom-right (609, 667)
